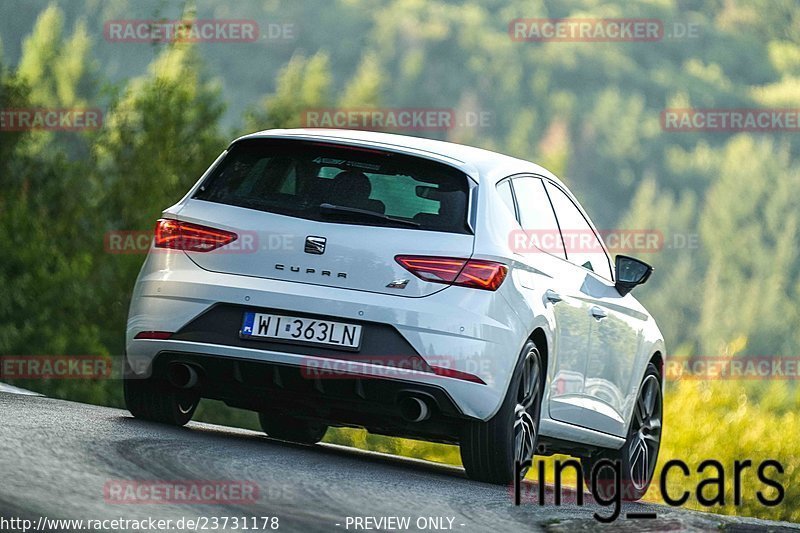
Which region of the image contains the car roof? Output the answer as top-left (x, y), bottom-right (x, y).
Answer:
top-left (235, 128), bottom-right (563, 186)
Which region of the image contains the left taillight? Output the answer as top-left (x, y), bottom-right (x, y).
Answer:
top-left (395, 255), bottom-right (508, 291)
top-left (154, 219), bottom-right (238, 252)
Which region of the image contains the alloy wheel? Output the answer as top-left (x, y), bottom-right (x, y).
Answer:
top-left (514, 347), bottom-right (542, 477)
top-left (628, 374), bottom-right (662, 490)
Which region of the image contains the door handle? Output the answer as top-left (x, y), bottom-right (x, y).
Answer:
top-left (590, 306), bottom-right (608, 320)
top-left (545, 289), bottom-right (563, 304)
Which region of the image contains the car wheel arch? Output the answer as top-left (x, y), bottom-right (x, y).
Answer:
top-left (620, 351), bottom-right (665, 438)
top-left (650, 351), bottom-right (663, 377)
top-left (529, 328), bottom-right (549, 382)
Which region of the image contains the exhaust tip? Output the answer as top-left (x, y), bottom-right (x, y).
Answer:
top-left (399, 396), bottom-right (431, 423)
top-left (167, 363), bottom-right (199, 389)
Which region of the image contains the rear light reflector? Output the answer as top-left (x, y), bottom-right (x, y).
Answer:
top-left (395, 256), bottom-right (508, 291)
top-left (154, 219), bottom-right (238, 252)
top-left (430, 364), bottom-right (486, 384)
top-left (134, 331), bottom-right (173, 340)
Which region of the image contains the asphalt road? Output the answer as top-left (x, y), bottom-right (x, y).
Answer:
top-left (0, 391), bottom-right (797, 533)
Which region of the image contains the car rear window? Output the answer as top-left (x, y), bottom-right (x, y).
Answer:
top-left (194, 139), bottom-right (472, 234)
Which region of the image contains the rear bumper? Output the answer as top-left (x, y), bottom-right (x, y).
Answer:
top-left (148, 351), bottom-right (467, 443)
top-left (126, 252), bottom-right (524, 421)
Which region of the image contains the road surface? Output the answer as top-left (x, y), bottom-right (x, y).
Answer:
top-left (0, 391), bottom-right (797, 532)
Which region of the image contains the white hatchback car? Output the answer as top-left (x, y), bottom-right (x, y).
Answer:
top-left (124, 129), bottom-right (665, 497)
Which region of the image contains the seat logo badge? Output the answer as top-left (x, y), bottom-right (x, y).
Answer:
top-left (386, 279), bottom-right (410, 289)
top-left (305, 236), bottom-right (326, 255)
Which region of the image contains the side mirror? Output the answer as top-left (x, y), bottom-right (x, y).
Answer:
top-left (615, 255), bottom-right (653, 296)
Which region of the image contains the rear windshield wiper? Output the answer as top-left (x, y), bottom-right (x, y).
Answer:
top-left (319, 203), bottom-right (420, 228)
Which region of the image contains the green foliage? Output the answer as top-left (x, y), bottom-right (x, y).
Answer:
top-left (17, 4), bottom-right (93, 108)
top-left (338, 52), bottom-right (383, 109)
top-left (244, 53), bottom-right (332, 131)
top-left (89, 42), bottom-right (225, 353)
top-left (95, 43), bottom-right (225, 230)
top-left (697, 137), bottom-right (800, 356)
top-left (0, 50), bottom-right (108, 402)
top-left (655, 380), bottom-right (800, 522)
top-left (15, 4), bottom-right (97, 157)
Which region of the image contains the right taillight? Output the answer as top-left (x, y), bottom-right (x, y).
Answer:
top-left (154, 219), bottom-right (238, 252)
top-left (395, 255), bottom-right (508, 291)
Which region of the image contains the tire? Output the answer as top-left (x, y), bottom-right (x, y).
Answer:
top-left (582, 362), bottom-right (662, 501)
top-left (460, 340), bottom-right (544, 484)
top-left (258, 412), bottom-right (328, 445)
top-left (123, 366), bottom-right (199, 426)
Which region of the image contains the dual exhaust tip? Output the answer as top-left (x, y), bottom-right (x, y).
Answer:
top-left (167, 363), bottom-right (200, 389)
top-left (398, 395), bottom-right (432, 423)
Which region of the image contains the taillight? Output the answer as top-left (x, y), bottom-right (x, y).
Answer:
top-left (134, 331), bottom-right (173, 340)
top-left (395, 255), bottom-right (508, 291)
top-left (154, 219), bottom-right (237, 252)
top-left (430, 364), bottom-right (486, 384)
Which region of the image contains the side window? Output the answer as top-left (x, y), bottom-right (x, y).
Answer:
top-left (512, 177), bottom-right (566, 259)
top-left (496, 180), bottom-right (517, 220)
top-left (544, 181), bottom-right (612, 280)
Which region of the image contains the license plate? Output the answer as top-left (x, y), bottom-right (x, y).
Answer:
top-left (240, 312), bottom-right (362, 350)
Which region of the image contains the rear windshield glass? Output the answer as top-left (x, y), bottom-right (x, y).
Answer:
top-left (194, 139), bottom-right (472, 234)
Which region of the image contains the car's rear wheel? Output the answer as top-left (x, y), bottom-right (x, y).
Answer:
top-left (582, 362), bottom-right (662, 501)
top-left (460, 340), bottom-right (543, 484)
top-left (258, 412), bottom-right (328, 445)
top-left (123, 370), bottom-right (199, 426)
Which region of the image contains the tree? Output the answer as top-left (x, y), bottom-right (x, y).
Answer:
top-left (244, 52), bottom-right (332, 131)
top-left (617, 178), bottom-right (701, 355)
top-left (92, 41), bottom-right (225, 355)
top-left (15, 4), bottom-right (97, 160)
top-left (0, 61), bottom-right (104, 367)
top-left (696, 136), bottom-right (800, 357)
